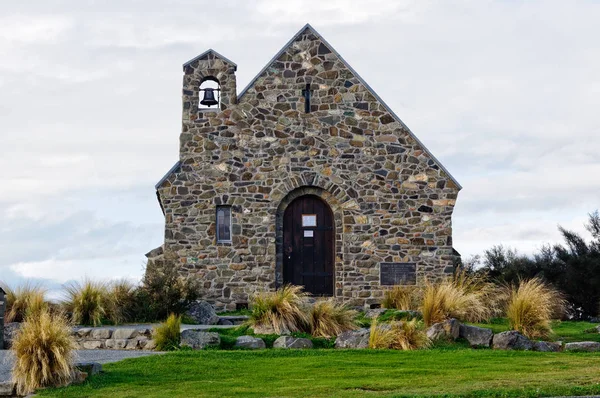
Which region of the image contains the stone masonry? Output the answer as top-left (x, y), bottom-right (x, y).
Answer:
top-left (148, 24), bottom-right (461, 311)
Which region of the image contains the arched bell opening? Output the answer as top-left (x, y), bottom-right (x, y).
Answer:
top-left (199, 76), bottom-right (220, 109)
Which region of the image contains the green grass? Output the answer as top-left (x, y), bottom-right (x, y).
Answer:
top-left (39, 349), bottom-right (600, 397)
top-left (470, 318), bottom-right (600, 342)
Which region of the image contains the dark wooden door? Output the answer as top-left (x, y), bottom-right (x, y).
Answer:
top-left (283, 195), bottom-right (334, 295)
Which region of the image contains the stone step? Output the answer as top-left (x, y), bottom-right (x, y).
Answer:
top-left (218, 315), bottom-right (249, 325)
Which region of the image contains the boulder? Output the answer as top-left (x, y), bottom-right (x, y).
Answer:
top-left (113, 328), bottom-right (139, 340)
top-left (82, 340), bottom-right (104, 349)
top-left (335, 328), bottom-right (370, 349)
top-left (90, 328), bottom-right (113, 340)
top-left (180, 330), bottom-right (221, 350)
top-left (564, 341), bottom-right (600, 352)
top-left (186, 301), bottom-right (219, 325)
top-left (364, 308), bottom-right (386, 319)
top-left (3, 322), bottom-right (20, 349)
top-left (144, 339), bottom-right (157, 350)
top-left (533, 341), bottom-right (562, 352)
top-left (105, 339), bottom-right (127, 349)
top-left (252, 324), bottom-right (290, 335)
top-left (0, 381), bottom-right (15, 397)
top-left (595, 325), bottom-right (600, 333)
top-left (75, 328), bottom-right (93, 338)
top-left (234, 336), bottom-right (266, 349)
top-left (427, 318), bottom-right (460, 341)
top-left (218, 319), bottom-right (234, 326)
top-left (459, 324), bottom-right (493, 347)
top-left (492, 331), bottom-right (533, 350)
top-left (273, 336), bottom-right (313, 349)
top-left (75, 361), bottom-right (102, 376)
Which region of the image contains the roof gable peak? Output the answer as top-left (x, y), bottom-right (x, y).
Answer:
top-left (183, 48), bottom-right (237, 71)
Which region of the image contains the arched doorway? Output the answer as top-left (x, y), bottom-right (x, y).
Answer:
top-left (283, 195), bottom-right (334, 295)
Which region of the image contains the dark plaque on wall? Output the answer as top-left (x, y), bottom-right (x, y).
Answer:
top-left (380, 263), bottom-right (417, 285)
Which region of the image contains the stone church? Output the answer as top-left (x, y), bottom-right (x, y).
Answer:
top-left (147, 24), bottom-right (461, 311)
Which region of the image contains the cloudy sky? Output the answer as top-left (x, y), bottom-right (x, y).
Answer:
top-left (1, 0), bottom-right (599, 294)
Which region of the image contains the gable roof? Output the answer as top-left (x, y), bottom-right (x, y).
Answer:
top-left (183, 49), bottom-right (237, 71)
top-left (238, 23), bottom-right (461, 190)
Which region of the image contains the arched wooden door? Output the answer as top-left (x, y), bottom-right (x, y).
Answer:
top-left (283, 195), bottom-right (334, 295)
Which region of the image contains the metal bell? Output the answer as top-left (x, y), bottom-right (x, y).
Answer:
top-left (200, 88), bottom-right (218, 107)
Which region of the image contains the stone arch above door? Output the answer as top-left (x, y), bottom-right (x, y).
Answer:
top-left (275, 186), bottom-right (345, 293)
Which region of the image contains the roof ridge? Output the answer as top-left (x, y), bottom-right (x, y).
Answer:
top-left (183, 48), bottom-right (237, 71)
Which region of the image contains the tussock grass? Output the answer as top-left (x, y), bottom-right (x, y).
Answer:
top-left (369, 318), bottom-right (430, 350)
top-left (249, 285), bottom-right (309, 334)
top-left (11, 308), bottom-right (74, 395)
top-left (105, 279), bottom-right (136, 324)
top-left (308, 299), bottom-right (357, 338)
top-left (0, 281), bottom-right (48, 323)
top-left (153, 313), bottom-right (181, 351)
top-left (422, 271), bottom-right (498, 326)
top-left (382, 286), bottom-right (421, 310)
top-left (505, 277), bottom-right (565, 339)
top-left (63, 279), bottom-right (108, 326)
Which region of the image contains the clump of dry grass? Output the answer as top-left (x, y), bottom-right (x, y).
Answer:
top-left (11, 309), bottom-right (75, 395)
top-left (505, 277), bottom-right (565, 339)
top-left (153, 313), bottom-right (181, 351)
top-left (382, 286), bottom-right (421, 310)
top-left (421, 271), bottom-right (498, 326)
top-left (63, 279), bottom-right (108, 326)
top-left (249, 285), bottom-right (309, 334)
top-left (308, 299), bottom-right (358, 338)
top-left (0, 281), bottom-right (48, 323)
top-left (105, 279), bottom-right (137, 324)
top-left (369, 318), bottom-right (430, 350)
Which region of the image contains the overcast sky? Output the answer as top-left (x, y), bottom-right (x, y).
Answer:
top-left (1, 1), bottom-right (599, 294)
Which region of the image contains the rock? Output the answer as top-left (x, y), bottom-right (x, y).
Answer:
top-left (564, 341), bottom-right (600, 352)
top-left (105, 339), bottom-right (127, 349)
top-left (234, 335), bottom-right (266, 349)
top-left (492, 331), bottom-right (533, 350)
top-left (82, 340), bottom-right (104, 349)
top-left (186, 300), bottom-right (219, 325)
top-left (113, 328), bottom-right (139, 340)
top-left (364, 308), bottom-right (386, 319)
top-left (217, 319), bottom-right (233, 326)
top-left (75, 362), bottom-right (102, 376)
top-left (459, 324), bottom-right (493, 347)
top-left (595, 325), bottom-right (600, 333)
top-left (180, 330), bottom-right (221, 349)
top-left (273, 336), bottom-right (313, 349)
top-left (71, 369), bottom-right (88, 385)
top-left (533, 341), bottom-right (562, 352)
top-left (144, 339), bottom-right (157, 350)
top-left (75, 328), bottom-right (93, 338)
top-left (90, 328), bottom-right (113, 340)
top-left (252, 324), bottom-right (290, 335)
top-left (0, 381), bottom-right (15, 396)
top-left (335, 328), bottom-right (370, 349)
top-left (3, 322), bottom-right (20, 349)
top-left (589, 317), bottom-right (600, 323)
top-left (427, 319), bottom-right (460, 341)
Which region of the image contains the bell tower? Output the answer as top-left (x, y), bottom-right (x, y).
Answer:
top-left (180, 49), bottom-right (237, 158)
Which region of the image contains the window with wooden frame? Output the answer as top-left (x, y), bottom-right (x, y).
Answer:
top-left (216, 206), bottom-right (232, 243)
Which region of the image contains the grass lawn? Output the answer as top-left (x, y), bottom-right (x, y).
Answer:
top-left (469, 319), bottom-right (600, 342)
top-left (39, 349), bottom-right (600, 398)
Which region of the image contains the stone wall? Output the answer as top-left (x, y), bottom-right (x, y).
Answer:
top-left (153, 26), bottom-right (460, 311)
top-left (72, 327), bottom-right (155, 350)
top-left (0, 288), bottom-right (5, 349)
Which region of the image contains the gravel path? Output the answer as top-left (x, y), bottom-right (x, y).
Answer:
top-left (0, 350), bottom-right (163, 382)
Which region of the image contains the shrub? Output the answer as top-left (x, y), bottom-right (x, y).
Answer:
top-left (153, 313), bottom-right (181, 351)
top-left (11, 309), bottom-right (74, 395)
top-left (0, 282), bottom-right (48, 323)
top-left (141, 251), bottom-right (201, 320)
top-left (308, 299), bottom-right (358, 338)
top-left (505, 277), bottom-right (566, 339)
top-left (369, 318), bottom-right (429, 350)
top-left (382, 286), bottom-right (421, 310)
top-left (421, 271), bottom-right (498, 326)
top-left (249, 285), bottom-right (309, 334)
top-left (105, 279), bottom-right (137, 324)
top-left (63, 279), bottom-right (108, 326)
